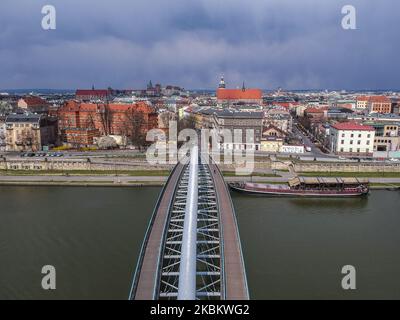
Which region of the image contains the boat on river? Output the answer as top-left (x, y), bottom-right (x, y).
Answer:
top-left (229, 177), bottom-right (369, 197)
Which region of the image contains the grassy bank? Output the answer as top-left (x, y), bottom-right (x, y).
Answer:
top-left (300, 172), bottom-right (400, 178)
top-left (370, 183), bottom-right (400, 188)
top-left (0, 169), bottom-right (171, 176)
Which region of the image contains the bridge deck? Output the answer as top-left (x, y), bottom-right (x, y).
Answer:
top-left (132, 163), bottom-right (184, 300)
top-left (131, 161), bottom-right (248, 300)
top-left (210, 163), bottom-right (249, 300)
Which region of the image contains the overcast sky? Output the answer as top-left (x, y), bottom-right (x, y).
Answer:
top-left (0, 0), bottom-right (398, 90)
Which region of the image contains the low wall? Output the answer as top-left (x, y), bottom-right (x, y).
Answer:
top-left (0, 159), bottom-right (173, 171)
top-left (2, 158), bottom-right (399, 174)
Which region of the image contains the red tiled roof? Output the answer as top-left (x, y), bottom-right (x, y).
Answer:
top-left (304, 107), bottom-right (328, 114)
top-left (331, 122), bottom-right (374, 131)
top-left (357, 95), bottom-right (390, 103)
top-left (20, 96), bottom-right (48, 106)
top-left (369, 95), bottom-right (391, 103)
top-left (76, 89), bottom-right (110, 97)
top-left (60, 100), bottom-right (155, 114)
top-left (274, 102), bottom-right (300, 108)
top-left (216, 88), bottom-right (262, 100)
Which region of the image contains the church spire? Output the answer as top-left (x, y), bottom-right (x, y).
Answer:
top-left (242, 81), bottom-right (246, 91)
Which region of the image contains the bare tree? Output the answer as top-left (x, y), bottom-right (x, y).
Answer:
top-left (124, 108), bottom-right (146, 149)
top-left (159, 111), bottom-right (176, 130)
top-left (85, 110), bottom-right (97, 130)
top-left (178, 114), bottom-right (197, 131)
top-left (97, 102), bottom-right (113, 136)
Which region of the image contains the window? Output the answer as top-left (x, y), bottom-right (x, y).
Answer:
top-left (341, 140), bottom-right (344, 144)
top-left (350, 140), bottom-right (353, 145)
top-left (358, 134), bottom-right (362, 138)
top-left (357, 140), bottom-right (361, 145)
top-left (367, 141), bottom-right (370, 145)
top-left (349, 148), bottom-right (353, 152)
top-left (350, 133), bottom-right (354, 138)
top-left (357, 148), bottom-right (360, 153)
top-left (340, 148), bottom-right (344, 152)
top-left (342, 133), bottom-right (345, 137)
top-left (367, 134), bottom-right (371, 138)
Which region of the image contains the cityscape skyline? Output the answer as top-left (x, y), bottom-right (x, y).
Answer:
top-left (1, 0), bottom-right (399, 90)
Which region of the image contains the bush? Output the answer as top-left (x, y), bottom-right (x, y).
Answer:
top-left (52, 145), bottom-right (71, 151)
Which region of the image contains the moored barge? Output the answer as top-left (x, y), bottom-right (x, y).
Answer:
top-left (229, 177), bottom-right (369, 197)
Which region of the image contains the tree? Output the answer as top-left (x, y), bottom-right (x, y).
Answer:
top-left (0, 101), bottom-right (13, 116)
top-left (98, 102), bottom-right (113, 136)
top-left (125, 108), bottom-right (146, 148)
top-left (178, 114), bottom-right (197, 131)
top-left (159, 111), bottom-right (176, 130)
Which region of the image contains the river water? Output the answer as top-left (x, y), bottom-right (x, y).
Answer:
top-left (0, 186), bottom-right (399, 299)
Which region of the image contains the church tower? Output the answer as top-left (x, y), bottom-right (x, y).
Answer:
top-left (218, 75), bottom-right (226, 89)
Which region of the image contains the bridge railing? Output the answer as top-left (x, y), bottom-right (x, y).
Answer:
top-left (128, 163), bottom-right (181, 300)
top-left (210, 157), bottom-right (250, 300)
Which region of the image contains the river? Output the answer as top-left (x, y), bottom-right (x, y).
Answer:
top-left (0, 186), bottom-right (399, 299)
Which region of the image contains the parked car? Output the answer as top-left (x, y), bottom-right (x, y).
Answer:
top-left (389, 158), bottom-right (400, 162)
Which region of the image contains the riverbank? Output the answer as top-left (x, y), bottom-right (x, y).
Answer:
top-left (1, 174), bottom-right (400, 190)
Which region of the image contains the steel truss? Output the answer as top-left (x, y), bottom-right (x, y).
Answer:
top-left (158, 160), bottom-right (222, 300)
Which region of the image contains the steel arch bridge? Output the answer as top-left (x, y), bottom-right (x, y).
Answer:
top-left (129, 147), bottom-right (249, 300)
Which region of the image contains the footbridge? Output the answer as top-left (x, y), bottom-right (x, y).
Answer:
top-left (129, 146), bottom-right (249, 300)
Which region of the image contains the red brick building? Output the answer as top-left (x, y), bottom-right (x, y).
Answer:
top-left (58, 101), bottom-right (158, 146)
top-left (63, 128), bottom-right (100, 145)
top-left (75, 89), bottom-right (112, 101)
top-left (368, 96), bottom-right (392, 114)
top-left (303, 106), bottom-right (329, 122)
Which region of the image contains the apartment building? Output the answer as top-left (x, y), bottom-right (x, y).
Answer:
top-left (5, 113), bottom-right (57, 151)
top-left (330, 122), bottom-right (375, 156)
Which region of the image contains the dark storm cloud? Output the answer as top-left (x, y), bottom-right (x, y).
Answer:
top-left (0, 0), bottom-right (399, 90)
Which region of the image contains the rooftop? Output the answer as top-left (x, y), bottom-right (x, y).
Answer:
top-left (19, 96), bottom-right (48, 106)
top-left (331, 122), bottom-right (374, 131)
top-left (216, 88), bottom-right (262, 100)
top-left (214, 109), bottom-right (264, 119)
top-left (6, 113), bottom-right (42, 123)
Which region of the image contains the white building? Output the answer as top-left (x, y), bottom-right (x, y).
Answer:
top-left (330, 122), bottom-right (375, 156)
